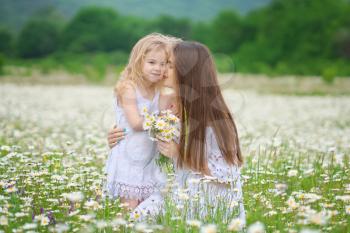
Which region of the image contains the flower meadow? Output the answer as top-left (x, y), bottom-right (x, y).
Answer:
top-left (0, 84), bottom-right (349, 233)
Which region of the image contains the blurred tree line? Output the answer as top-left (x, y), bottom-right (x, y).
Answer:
top-left (0, 0), bottom-right (349, 77)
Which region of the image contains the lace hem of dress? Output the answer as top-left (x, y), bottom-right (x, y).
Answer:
top-left (106, 181), bottom-right (159, 201)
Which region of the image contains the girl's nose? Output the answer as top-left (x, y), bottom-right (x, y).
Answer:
top-left (154, 63), bottom-right (162, 70)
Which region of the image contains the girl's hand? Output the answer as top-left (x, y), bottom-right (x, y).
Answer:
top-left (107, 125), bottom-right (126, 148)
top-left (157, 140), bottom-right (179, 159)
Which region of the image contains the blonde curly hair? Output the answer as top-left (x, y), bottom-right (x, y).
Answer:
top-left (115, 33), bottom-right (182, 98)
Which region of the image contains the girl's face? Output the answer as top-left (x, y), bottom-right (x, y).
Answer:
top-left (163, 52), bottom-right (182, 113)
top-left (164, 53), bottom-right (176, 88)
top-left (142, 48), bottom-right (167, 84)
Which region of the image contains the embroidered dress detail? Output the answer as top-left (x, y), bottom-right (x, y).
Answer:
top-left (106, 182), bottom-right (161, 201)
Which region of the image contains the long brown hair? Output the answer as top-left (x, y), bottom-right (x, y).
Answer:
top-left (173, 41), bottom-right (243, 174)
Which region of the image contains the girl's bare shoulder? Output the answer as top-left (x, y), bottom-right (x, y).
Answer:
top-left (116, 80), bottom-right (137, 96)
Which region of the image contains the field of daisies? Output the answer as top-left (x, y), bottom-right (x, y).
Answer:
top-left (0, 83), bottom-right (349, 233)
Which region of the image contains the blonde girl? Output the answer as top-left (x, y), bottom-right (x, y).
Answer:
top-left (105, 33), bottom-right (169, 209)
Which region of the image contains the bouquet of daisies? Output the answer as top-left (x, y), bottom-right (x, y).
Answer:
top-left (142, 108), bottom-right (180, 170)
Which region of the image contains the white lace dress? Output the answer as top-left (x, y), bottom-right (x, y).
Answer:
top-left (131, 127), bottom-right (246, 224)
top-left (105, 88), bottom-right (166, 201)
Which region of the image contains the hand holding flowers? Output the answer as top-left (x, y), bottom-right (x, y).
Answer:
top-left (142, 108), bottom-right (180, 169)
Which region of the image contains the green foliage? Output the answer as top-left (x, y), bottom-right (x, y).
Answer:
top-left (214, 54), bottom-right (236, 73)
top-left (151, 15), bottom-right (192, 39)
top-left (332, 29), bottom-right (350, 59)
top-left (30, 5), bottom-right (66, 29)
top-left (3, 0), bottom-right (350, 78)
top-left (0, 53), bottom-right (4, 75)
top-left (17, 20), bottom-right (60, 58)
top-left (0, 27), bottom-right (13, 56)
top-left (208, 11), bottom-right (247, 54)
top-left (322, 67), bottom-right (337, 84)
top-left (191, 22), bottom-right (212, 44)
top-left (10, 51), bottom-right (128, 82)
top-left (233, 0), bottom-right (350, 75)
top-left (62, 7), bottom-right (132, 53)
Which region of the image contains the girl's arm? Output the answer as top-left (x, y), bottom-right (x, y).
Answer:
top-left (119, 84), bottom-right (144, 131)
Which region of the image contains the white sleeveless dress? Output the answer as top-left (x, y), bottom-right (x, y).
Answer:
top-left (105, 88), bottom-right (166, 201)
